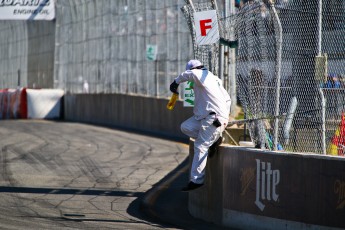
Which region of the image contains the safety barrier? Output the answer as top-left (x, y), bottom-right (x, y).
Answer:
top-left (26, 89), bottom-right (64, 119)
top-left (188, 141), bottom-right (345, 230)
top-left (0, 88), bottom-right (27, 119)
top-left (0, 88), bottom-right (64, 120)
top-left (63, 94), bottom-right (194, 141)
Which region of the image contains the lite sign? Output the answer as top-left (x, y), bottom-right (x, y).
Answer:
top-left (0, 0), bottom-right (55, 20)
top-left (255, 159), bottom-right (280, 211)
top-left (194, 10), bottom-right (219, 45)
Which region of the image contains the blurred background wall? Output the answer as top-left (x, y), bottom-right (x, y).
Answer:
top-left (0, 0), bottom-right (198, 98)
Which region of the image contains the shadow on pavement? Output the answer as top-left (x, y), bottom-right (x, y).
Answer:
top-left (128, 158), bottom-right (234, 230)
top-left (0, 186), bottom-right (142, 197)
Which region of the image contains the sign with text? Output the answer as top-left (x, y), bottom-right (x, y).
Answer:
top-left (194, 10), bottom-right (219, 45)
top-left (0, 0), bottom-right (55, 20)
top-left (222, 148), bottom-right (345, 229)
top-left (183, 81), bottom-right (194, 107)
top-left (146, 44), bottom-right (157, 61)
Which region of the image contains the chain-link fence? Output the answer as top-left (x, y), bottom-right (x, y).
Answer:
top-left (181, 0), bottom-right (238, 116)
top-left (181, 1), bottom-right (220, 75)
top-left (54, 0), bottom-right (194, 97)
top-left (225, 0), bottom-right (345, 154)
top-left (183, 0), bottom-right (345, 154)
top-left (0, 0), bottom-right (196, 97)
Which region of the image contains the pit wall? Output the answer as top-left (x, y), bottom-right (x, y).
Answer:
top-left (188, 141), bottom-right (345, 230)
top-left (63, 94), bottom-right (193, 141)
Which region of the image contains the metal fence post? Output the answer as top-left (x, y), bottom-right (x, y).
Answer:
top-left (270, 1), bottom-right (283, 151)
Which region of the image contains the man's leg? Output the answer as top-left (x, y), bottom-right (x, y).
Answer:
top-left (181, 116), bottom-right (200, 139)
top-left (190, 116), bottom-right (220, 184)
top-left (208, 136), bottom-right (223, 158)
top-left (181, 117), bottom-right (204, 191)
top-left (181, 115), bottom-right (226, 191)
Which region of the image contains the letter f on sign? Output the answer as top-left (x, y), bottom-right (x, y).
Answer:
top-left (194, 10), bottom-right (219, 45)
top-left (200, 19), bottom-right (212, 36)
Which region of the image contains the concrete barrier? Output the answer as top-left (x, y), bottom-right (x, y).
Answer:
top-left (64, 94), bottom-right (194, 141)
top-left (188, 141), bottom-right (345, 230)
top-left (26, 89), bottom-right (64, 119)
top-left (0, 88), bottom-right (64, 120)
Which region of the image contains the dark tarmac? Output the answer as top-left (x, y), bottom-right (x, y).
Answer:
top-left (0, 120), bottom-right (232, 230)
top-left (141, 158), bottom-right (233, 230)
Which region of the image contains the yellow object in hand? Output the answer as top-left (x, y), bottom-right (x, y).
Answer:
top-left (167, 93), bottom-right (178, 110)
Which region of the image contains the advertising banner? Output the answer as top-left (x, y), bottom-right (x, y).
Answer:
top-left (0, 0), bottom-right (55, 20)
top-left (223, 148), bottom-right (345, 229)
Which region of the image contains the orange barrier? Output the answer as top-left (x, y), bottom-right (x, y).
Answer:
top-left (0, 88), bottom-right (27, 119)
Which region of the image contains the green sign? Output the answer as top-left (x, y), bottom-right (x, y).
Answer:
top-left (183, 81), bottom-right (194, 107)
top-left (146, 44), bottom-right (157, 61)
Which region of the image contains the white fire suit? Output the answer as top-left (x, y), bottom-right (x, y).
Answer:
top-left (174, 68), bottom-right (231, 184)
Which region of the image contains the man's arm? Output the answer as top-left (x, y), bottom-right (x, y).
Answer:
top-left (170, 70), bottom-right (195, 94)
top-left (174, 70), bottom-right (195, 84)
top-left (170, 80), bottom-right (179, 94)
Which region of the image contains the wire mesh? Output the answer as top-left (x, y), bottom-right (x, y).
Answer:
top-left (218, 0), bottom-right (345, 154)
top-left (180, 1), bottom-right (220, 75)
top-left (52, 0), bottom-right (194, 97)
top-left (1, 0), bottom-right (345, 155)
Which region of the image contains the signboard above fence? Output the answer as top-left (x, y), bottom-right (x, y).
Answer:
top-left (194, 10), bottom-right (219, 45)
top-left (0, 0), bottom-right (55, 20)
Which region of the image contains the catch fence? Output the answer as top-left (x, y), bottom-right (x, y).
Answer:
top-left (183, 0), bottom-right (345, 155)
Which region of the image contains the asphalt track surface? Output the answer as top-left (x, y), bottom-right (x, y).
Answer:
top-left (0, 120), bottom-right (231, 230)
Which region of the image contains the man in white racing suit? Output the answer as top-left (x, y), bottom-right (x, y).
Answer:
top-left (170, 60), bottom-right (231, 191)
